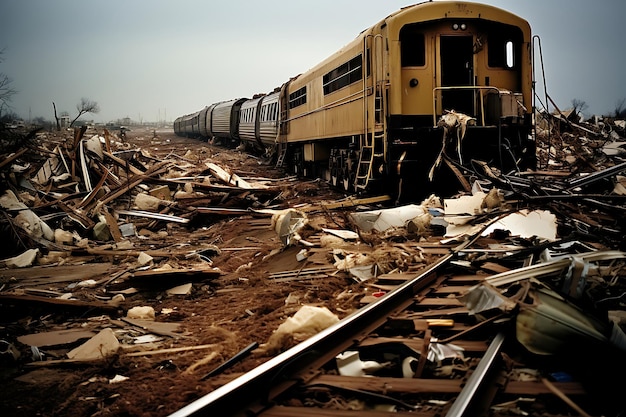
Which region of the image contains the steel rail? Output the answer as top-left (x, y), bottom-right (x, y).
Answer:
top-left (168, 250), bottom-right (458, 417)
top-left (445, 332), bottom-right (507, 417)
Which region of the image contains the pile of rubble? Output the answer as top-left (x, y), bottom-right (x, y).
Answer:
top-left (0, 117), bottom-right (624, 416)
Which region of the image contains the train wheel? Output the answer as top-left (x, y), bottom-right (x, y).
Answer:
top-left (342, 164), bottom-right (353, 192)
top-left (342, 177), bottom-right (352, 192)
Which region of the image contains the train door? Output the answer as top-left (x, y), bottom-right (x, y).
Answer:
top-left (440, 36), bottom-right (474, 115)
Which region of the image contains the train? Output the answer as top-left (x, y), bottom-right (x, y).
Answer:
top-left (174, 1), bottom-right (537, 203)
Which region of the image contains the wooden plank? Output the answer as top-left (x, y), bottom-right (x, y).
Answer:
top-left (418, 247), bottom-right (454, 254)
top-left (124, 343), bottom-right (219, 357)
top-left (375, 272), bottom-right (418, 282)
top-left (432, 286), bottom-right (473, 294)
top-left (480, 262), bottom-right (511, 274)
top-left (131, 268), bottom-right (220, 280)
top-left (310, 374), bottom-right (464, 393)
top-left (415, 297), bottom-right (464, 306)
top-left (269, 267), bottom-right (336, 279)
top-left (206, 162), bottom-right (261, 189)
top-left (196, 207), bottom-right (252, 216)
top-left (0, 263), bottom-right (114, 284)
top-left (366, 283), bottom-right (398, 291)
top-left (305, 375), bottom-right (586, 396)
top-left (505, 381), bottom-right (586, 395)
top-left (0, 147), bottom-right (28, 169)
top-left (116, 209), bottom-right (189, 223)
top-left (121, 317), bottom-right (183, 338)
top-left (17, 329), bottom-right (96, 347)
top-left (103, 209), bottom-right (123, 242)
top-left (446, 274), bottom-right (486, 283)
top-left (358, 336), bottom-right (488, 353)
top-left (402, 307), bottom-right (470, 318)
top-left (0, 293), bottom-right (118, 312)
top-left (103, 150), bottom-right (144, 175)
top-left (298, 194), bottom-right (392, 212)
top-left (262, 406), bottom-right (420, 416)
top-left (271, 275), bottom-right (332, 283)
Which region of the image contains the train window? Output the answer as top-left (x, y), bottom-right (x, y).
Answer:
top-left (400, 24), bottom-right (425, 67)
top-left (242, 108), bottom-right (253, 123)
top-left (289, 87), bottom-right (307, 109)
top-left (487, 24), bottom-right (522, 69)
top-left (506, 41), bottom-right (514, 68)
top-left (260, 104), bottom-right (276, 122)
top-left (323, 54), bottom-right (363, 95)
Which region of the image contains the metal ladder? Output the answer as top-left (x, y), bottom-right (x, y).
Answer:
top-left (355, 33), bottom-right (386, 192)
top-left (355, 130), bottom-right (384, 190)
top-left (275, 142), bottom-right (287, 167)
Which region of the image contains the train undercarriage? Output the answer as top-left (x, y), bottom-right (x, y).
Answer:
top-left (280, 115), bottom-right (535, 204)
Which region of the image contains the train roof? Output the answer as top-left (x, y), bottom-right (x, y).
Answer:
top-left (385, 1), bottom-right (531, 34)
top-left (294, 1), bottom-right (530, 81)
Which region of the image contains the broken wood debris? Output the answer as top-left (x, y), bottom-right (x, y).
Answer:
top-left (1, 117), bottom-right (626, 416)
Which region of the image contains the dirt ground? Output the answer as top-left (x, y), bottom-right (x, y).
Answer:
top-left (0, 128), bottom-right (405, 417)
top-left (1, 121), bottom-right (625, 417)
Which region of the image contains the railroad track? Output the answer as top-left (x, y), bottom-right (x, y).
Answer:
top-left (169, 233), bottom-right (620, 417)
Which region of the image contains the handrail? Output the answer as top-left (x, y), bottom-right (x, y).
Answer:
top-left (533, 34), bottom-right (549, 169)
top-left (363, 34), bottom-right (384, 146)
top-left (432, 85), bottom-right (501, 126)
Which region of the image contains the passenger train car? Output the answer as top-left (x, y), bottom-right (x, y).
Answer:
top-left (174, 1), bottom-right (537, 202)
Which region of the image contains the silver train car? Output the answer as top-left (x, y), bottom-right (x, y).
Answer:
top-left (210, 98), bottom-right (246, 146)
top-left (238, 92), bottom-right (281, 153)
top-left (175, 1), bottom-right (537, 202)
top-left (173, 109), bottom-right (201, 138)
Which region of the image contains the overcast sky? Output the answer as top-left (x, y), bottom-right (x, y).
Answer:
top-left (1, 0), bottom-right (624, 123)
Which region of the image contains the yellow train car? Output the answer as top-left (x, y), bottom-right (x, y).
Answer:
top-left (277, 1), bottom-right (535, 201)
top-left (175, 1), bottom-right (537, 202)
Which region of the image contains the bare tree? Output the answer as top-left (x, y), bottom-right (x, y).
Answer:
top-left (70, 97), bottom-right (100, 127)
top-left (0, 48), bottom-right (18, 120)
top-left (571, 98), bottom-right (588, 119)
top-left (52, 101), bottom-right (61, 131)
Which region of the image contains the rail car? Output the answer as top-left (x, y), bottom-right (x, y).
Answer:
top-left (174, 1), bottom-right (537, 202)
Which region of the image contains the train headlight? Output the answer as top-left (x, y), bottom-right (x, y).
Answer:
top-left (460, 23), bottom-right (467, 30)
top-left (409, 78), bottom-right (419, 88)
top-left (452, 23), bottom-right (459, 30)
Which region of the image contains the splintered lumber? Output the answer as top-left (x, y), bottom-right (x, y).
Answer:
top-left (0, 293), bottom-right (118, 312)
top-left (298, 194), bottom-right (392, 212)
top-left (131, 268), bottom-right (220, 280)
top-left (0, 148), bottom-right (28, 169)
top-left (206, 162), bottom-right (260, 189)
top-left (0, 263), bottom-right (114, 285)
top-left (195, 207), bottom-right (252, 216)
top-left (124, 268), bottom-right (221, 289)
top-left (116, 209), bottom-right (189, 223)
top-left (124, 343), bottom-right (219, 357)
top-left (103, 150), bottom-right (144, 175)
top-left (97, 160), bottom-right (171, 207)
top-left (17, 329), bottom-right (97, 347)
top-left (268, 266), bottom-right (337, 282)
top-left (375, 272), bottom-right (421, 282)
top-left (103, 209), bottom-right (123, 241)
top-left (121, 317), bottom-right (183, 338)
top-left (305, 375), bottom-right (586, 396)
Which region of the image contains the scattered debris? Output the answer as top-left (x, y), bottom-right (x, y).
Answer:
top-left (1, 118), bottom-right (625, 416)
